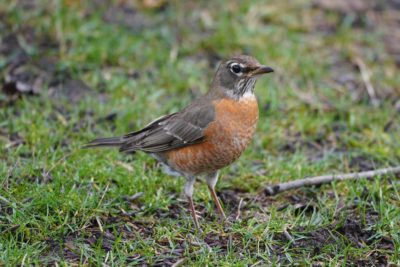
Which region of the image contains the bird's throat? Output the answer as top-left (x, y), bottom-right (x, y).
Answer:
top-left (228, 77), bottom-right (256, 100)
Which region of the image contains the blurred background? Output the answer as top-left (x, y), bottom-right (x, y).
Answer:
top-left (1, 0), bottom-right (399, 265)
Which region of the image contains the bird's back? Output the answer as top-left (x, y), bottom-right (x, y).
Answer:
top-left (85, 94), bottom-right (216, 153)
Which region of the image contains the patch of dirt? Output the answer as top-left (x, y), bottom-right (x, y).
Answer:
top-left (219, 188), bottom-right (320, 222)
top-left (152, 197), bottom-right (187, 220)
top-left (218, 188), bottom-right (248, 207)
top-left (0, 201), bottom-right (14, 218)
top-left (347, 154), bottom-right (378, 171)
top-left (44, 214), bottom-right (153, 265)
top-left (274, 205), bottom-right (393, 265)
top-left (0, 21), bottom-right (94, 106)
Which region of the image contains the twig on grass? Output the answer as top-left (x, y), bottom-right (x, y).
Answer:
top-left (123, 192), bottom-right (144, 202)
top-left (171, 258), bottom-right (185, 267)
top-left (235, 198), bottom-right (244, 220)
top-left (354, 57), bottom-right (379, 107)
top-left (283, 227), bottom-right (295, 244)
top-left (265, 166), bottom-right (400, 196)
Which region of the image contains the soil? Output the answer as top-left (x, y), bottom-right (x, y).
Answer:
top-left (34, 189), bottom-right (395, 266)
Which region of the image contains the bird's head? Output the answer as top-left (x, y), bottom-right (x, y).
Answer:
top-left (211, 55), bottom-right (274, 99)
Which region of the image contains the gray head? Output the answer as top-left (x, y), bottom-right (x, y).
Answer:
top-left (210, 55), bottom-right (274, 99)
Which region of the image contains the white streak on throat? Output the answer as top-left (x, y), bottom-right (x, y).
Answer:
top-left (239, 91), bottom-right (256, 102)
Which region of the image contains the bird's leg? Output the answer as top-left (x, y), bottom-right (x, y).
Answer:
top-left (206, 172), bottom-right (226, 220)
top-left (185, 177), bottom-right (200, 229)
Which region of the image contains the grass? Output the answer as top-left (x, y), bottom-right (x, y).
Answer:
top-left (1, 0), bottom-right (400, 265)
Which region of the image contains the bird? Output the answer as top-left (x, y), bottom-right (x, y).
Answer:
top-left (85, 55), bottom-right (274, 229)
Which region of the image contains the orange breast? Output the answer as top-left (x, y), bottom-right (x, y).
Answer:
top-left (164, 96), bottom-right (259, 175)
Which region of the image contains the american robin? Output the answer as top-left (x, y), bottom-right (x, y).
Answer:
top-left (86, 55), bottom-right (273, 228)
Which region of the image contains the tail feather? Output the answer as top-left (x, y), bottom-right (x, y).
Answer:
top-left (84, 137), bottom-right (123, 148)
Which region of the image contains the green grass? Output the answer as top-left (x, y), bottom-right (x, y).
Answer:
top-left (1, 0), bottom-right (400, 265)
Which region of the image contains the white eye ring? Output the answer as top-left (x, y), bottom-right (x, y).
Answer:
top-left (230, 63), bottom-right (243, 76)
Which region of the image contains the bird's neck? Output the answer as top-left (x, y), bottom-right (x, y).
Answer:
top-left (209, 78), bottom-right (257, 101)
top-left (232, 77), bottom-right (256, 99)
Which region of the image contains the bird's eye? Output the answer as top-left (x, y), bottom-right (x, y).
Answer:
top-left (230, 63), bottom-right (242, 75)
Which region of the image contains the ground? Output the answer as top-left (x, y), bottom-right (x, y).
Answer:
top-left (1, 0), bottom-right (400, 266)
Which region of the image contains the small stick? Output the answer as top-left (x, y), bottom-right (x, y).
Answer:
top-left (283, 228), bottom-right (295, 244)
top-left (96, 216), bottom-right (104, 233)
top-left (265, 166), bottom-right (400, 196)
top-left (171, 258), bottom-right (185, 267)
top-left (123, 192), bottom-right (144, 202)
top-left (354, 57), bottom-right (379, 107)
top-left (235, 198), bottom-right (244, 220)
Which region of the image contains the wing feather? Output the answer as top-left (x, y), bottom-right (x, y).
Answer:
top-left (119, 97), bottom-right (215, 153)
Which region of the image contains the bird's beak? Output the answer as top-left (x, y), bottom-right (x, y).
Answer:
top-left (250, 65), bottom-right (274, 76)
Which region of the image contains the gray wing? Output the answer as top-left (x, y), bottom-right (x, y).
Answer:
top-left (119, 99), bottom-right (215, 153)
